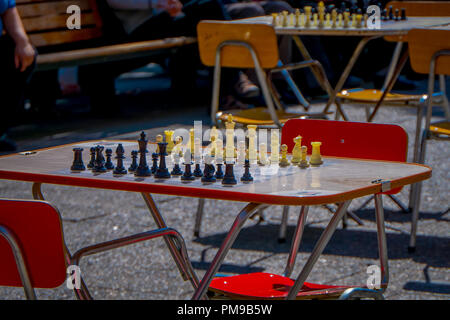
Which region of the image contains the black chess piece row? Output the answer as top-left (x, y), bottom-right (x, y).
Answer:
top-left (73, 144), bottom-right (128, 175)
top-left (382, 6), bottom-right (406, 21)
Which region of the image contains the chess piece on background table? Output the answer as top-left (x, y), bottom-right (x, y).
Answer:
top-left (87, 147), bottom-right (95, 169)
top-left (304, 6), bottom-right (311, 27)
top-left (388, 5), bottom-right (393, 20)
top-left (247, 125), bottom-right (257, 162)
top-left (113, 144), bottom-right (127, 175)
top-left (310, 141), bottom-right (323, 166)
top-left (105, 148), bottom-right (115, 170)
top-left (270, 130), bottom-right (280, 165)
top-left (128, 150), bottom-right (138, 172)
top-left (155, 142), bottom-right (171, 179)
top-left (401, 8), bottom-right (407, 20)
top-left (225, 114), bottom-right (235, 161)
top-left (135, 131), bottom-right (151, 177)
top-left (93, 145), bottom-right (107, 173)
top-left (71, 148), bottom-right (86, 171)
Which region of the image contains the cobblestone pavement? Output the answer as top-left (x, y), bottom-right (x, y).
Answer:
top-left (0, 98), bottom-right (448, 300)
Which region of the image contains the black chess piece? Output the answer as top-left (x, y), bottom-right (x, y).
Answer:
top-left (93, 145), bottom-right (107, 173)
top-left (171, 156), bottom-right (183, 176)
top-left (201, 164), bottom-right (216, 183)
top-left (381, 8), bottom-right (387, 20)
top-left (151, 152), bottom-right (159, 174)
top-left (105, 148), bottom-right (115, 170)
top-left (87, 147), bottom-right (95, 169)
top-left (240, 159), bottom-right (253, 182)
top-left (215, 163), bottom-right (224, 179)
top-left (181, 162), bottom-right (195, 181)
top-left (128, 150), bottom-right (138, 172)
top-left (388, 5), bottom-right (393, 19)
top-left (155, 142), bottom-right (171, 179)
top-left (71, 148), bottom-right (86, 171)
top-left (113, 144), bottom-right (127, 175)
top-left (401, 8), bottom-right (407, 20)
top-left (135, 131), bottom-right (151, 177)
top-left (193, 163), bottom-right (203, 177)
top-left (340, 2), bottom-right (346, 13)
top-left (394, 8), bottom-right (399, 20)
top-left (222, 162), bottom-right (237, 185)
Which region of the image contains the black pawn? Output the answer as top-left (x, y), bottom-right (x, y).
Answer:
top-left (388, 5), bottom-right (393, 19)
top-left (71, 148), bottom-right (86, 171)
top-left (394, 8), bottom-right (399, 20)
top-left (151, 153), bottom-right (159, 174)
top-left (93, 145), bottom-right (107, 173)
top-left (105, 148), bottom-right (115, 170)
top-left (193, 163), bottom-right (203, 177)
top-left (135, 131), bottom-right (151, 177)
top-left (381, 8), bottom-right (387, 20)
top-left (155, 142), bottom-right (171, 179)
top-left (171, 163), bottom-right (183, 176)
top-left (128, 150), bottom-right (138, 172)
top-left (87, 147), bottom-right (95, 169)
top-left (222, 163), bottom-right (237, 185)
top-left (241, 160), bottom-right (253, 182)
top-left (181, 163), bottom-right (195, 181)
top-left (215, 163), bottom-right (224, 179)
top-left (401, 8), bottom-right (407, 20)
top-left (201, 164), bottom-right (216, 183)
top-left (113, 144), bottom-right (127, 175)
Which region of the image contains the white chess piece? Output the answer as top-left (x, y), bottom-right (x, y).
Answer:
top-left (270, 129), bottom-right (280, 164)
top-left (237, 140), bottom-right (246, 165)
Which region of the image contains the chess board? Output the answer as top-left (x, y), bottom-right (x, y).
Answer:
top-left (235, 16), bottom-right (450, 36)
top-left (0, 140), bottom-right (431, 206)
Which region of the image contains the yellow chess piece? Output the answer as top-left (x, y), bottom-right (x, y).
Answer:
top-left (189, 128), bottom-right (195, 154)
top-left (164, 130), bottom-right (174, 154)
top-left (291, 135), bottom-right (302, 164)
top-left (279, 144), bottom-right (290, 167)
top-left (304, 6), bottom-right (311, 28)
top-left (272, 13), bottom-right (278, 26)
top-left (155, 134), bottom-right (163, 153)
top-left (299, 146), bottom-right (309, 168)
top-left (356, 14), bottom-right (362, 28)
top-left (282, 10), bottom-right (288, 27)
top-left (331, 9), bottom-right (337, 28)
top-left (344, 11), bottom-right (350, 28)
top-left (295, 8), bottom-right (301, 27)
top-left (310, 142), bottom-right (323, 166)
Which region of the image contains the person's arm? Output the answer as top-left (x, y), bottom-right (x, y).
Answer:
top-left (2, 7), bottom-right (35, 72)
top-left (107, 0), bottom-right (182, 17)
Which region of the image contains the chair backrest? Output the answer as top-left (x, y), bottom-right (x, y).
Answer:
top-left (386, 1), bottom-right (450, 17)
top-left (281, 119), bottom-right (408, 161)
top-left (0, 199), bottom-right (68, 289)
top-left (197, 20), bottom-right (279, 69)
top-left (17, 0), bottom-right (103, 48)
top-left (281, 119), bottom-right (408, 194)
top-left (408, 28), bottom-right (450, 75)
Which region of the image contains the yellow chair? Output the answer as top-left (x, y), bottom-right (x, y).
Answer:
top-left (337, 1), bottom-right (450, 124)
top-left (408, 27), bottom-right (450, 252)
top-left (197, 20), bottom-right (334, 128)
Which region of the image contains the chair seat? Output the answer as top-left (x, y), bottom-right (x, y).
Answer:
top-left (217, 107), bottom-right (328, 126)
top-left (337, 88), bottom-right (422, 103)
top-left (430, 121), bottom-right (450, 136)
top-left (209, 272), bottom-right (354, 300)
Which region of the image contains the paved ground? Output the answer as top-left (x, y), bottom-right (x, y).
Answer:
top-left (0, 66), bottom-right (448, 300)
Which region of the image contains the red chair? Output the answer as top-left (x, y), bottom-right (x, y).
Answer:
top-left (208, 119), bottom-right (406, 300)
top-left (0, 199), bottom-right (197, 299)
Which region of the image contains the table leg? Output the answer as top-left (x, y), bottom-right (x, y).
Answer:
top-left (374, 194), bottom-right (389, 290)
top-left (141, 192), bottom-right (200, 290)
top-left (32, 182), bottom-right (44, 200)
top-left (192, 202), bottom-right (263, 300)
top-left (287, 200), bottom-right (351, 300)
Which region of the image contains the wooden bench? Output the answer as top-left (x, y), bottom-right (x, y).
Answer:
top-left (17, 0), bottom-right (197, 71)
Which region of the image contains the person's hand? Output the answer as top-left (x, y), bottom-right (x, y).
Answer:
top-left (14, 39), bottom-right (35, 72)
top-left (154, 0), bottom-right (183, 17)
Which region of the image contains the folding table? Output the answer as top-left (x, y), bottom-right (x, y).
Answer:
top-left (0, 140), bottom-right (431, 299)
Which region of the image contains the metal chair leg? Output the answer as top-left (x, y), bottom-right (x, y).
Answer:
top-left (278, 205), bottom-right (290, 243)
top-left (339, 288), bottom-right (385, 300)
top-left (194, 198), bottom-right (205, 237)
top-left (284, 206), bottom-right (309, 278)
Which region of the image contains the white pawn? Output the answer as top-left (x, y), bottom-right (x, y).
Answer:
top-left (270, 130), bottom-right (280, 165)
top-left (258, 143), bottom-right (269, 166)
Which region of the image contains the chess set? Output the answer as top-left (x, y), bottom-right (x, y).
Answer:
top-left (68, 115), bottom-right (325, 187)
top-left (271, 2), bottom-right (407, 30)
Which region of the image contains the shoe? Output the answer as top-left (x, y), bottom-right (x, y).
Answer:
top-left (0, 135), bottom-right (17, 152)
top-left (235, 72), bottom-right (260, 99)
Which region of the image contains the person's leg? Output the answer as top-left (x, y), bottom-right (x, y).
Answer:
top-left (0, 36), bottom-right (35, 151)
